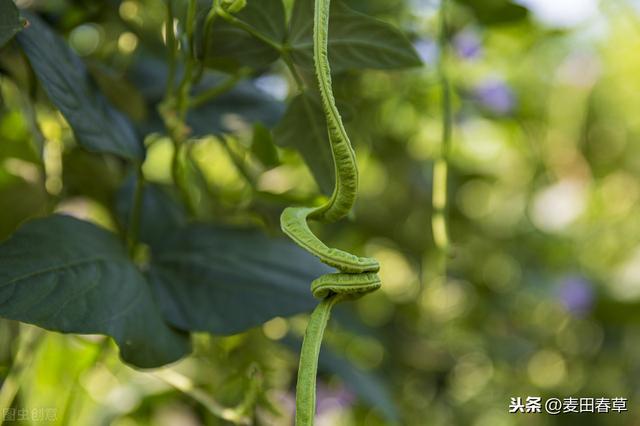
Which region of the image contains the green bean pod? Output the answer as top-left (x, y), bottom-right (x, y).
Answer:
top-left (279, 0), bottom-right (382, 424)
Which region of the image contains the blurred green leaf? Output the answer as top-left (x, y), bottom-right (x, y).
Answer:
top-left (251, 122), bottom-right (280, 168)
top-left (0, 0), bottom-right (21, 48)
top-left (287, 0), bottom-right (422, 72)
top-left (0, 215), bottom-right (191, 368)
top-left (187, 77), bottom-right (285, 136)
top-left (16, 13), bottom-right (144, 161)
top-left (273, 92), bottom-right (334, 195)
top-left (127, 55), bottom-right (284, 136)
top-left (0, 174), bottom-right (48, 241)
top-left (88, 63), bottom-right (148, 122)
top-left (0, 110), bottom-right (40, 163)
top-left (456, 0), bottom-right (528, 25)
top-left (62, 147), bottom-right (124, 206)
top-left (201, 0), bottom-right (286, 71)
top-left (148, 224), bottom-right (330, 334)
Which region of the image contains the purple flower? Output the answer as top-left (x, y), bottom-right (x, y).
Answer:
top-left (558, 276), bottom-right (594, 315)
top-left (454, 29), bottom-right (482, 60)
top-left (473, 78), bottom-right (516, 115)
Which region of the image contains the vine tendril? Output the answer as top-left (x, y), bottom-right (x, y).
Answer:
top-left (279, 0), bottom-right (381, 424)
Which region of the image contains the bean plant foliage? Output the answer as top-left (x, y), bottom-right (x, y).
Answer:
top-left (0, 0), bottom-right (420, 418)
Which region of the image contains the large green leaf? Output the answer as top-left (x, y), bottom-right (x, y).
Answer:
top-left (148, 224), bottom-right (331, 334)
top-left (16, 13), bottom-right (144, 161)
top-left (0, 215), bottom-right (190, 368)
top-left (273, 93), bottom-right (334, 195)
top-left (201, 0), bottom-right (286, 71)
top-left (0, 0), bottom-right (21, 48)
top-left (287, 0), bottom-right (422, 72)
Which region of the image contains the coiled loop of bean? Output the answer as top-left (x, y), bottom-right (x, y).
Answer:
top-left (279, 0), bottom-right (381, 424)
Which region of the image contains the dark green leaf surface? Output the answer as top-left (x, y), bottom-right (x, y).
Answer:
top-left (251, 122), bottom-right (280, 168)
top-left (273, 93), bottom-right (334, 195)
top-left (457, 0), bottom-right (528, 25)
top-left (116, 177), bottom-right (187, 248)
top-left (0, 215), bottom-right (190, 368)
top-left (201, 0), bottom-right (285, 71)
top-left (288, 0), bottom-right (422, 72)
top-left (16, 13), bottom-right (143, 161)
top-left (0, 0), bottom-right (21, 48)
top-left (148, 224), bottom-right (332, 334)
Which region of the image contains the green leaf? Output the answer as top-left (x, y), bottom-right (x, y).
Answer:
top-left (187, 77), bottom-right (285, 136)
top-left (456, 0), bottom-right (528, 25)
top-left (0, 0), bottom-right (21, 48)
top-left (16, 13), bottom-right (144, 161)
top-left (127, 56), bottom-right (285, 137)
top-left (0, 174), bottom-right (48, 241)
top-left (251, 123), bottom-right (280, 168)
top-left (116, 177), bottom-right (187, 249)
top-left (273, 93), bottom-right (334, 195)
top-left (288, 0), bottom-right (422, 72)
top-left (201, 0), bottom-right (286, 71)
top-left (148, 224), bottom-right (332, 334)
top-left (0, 215), bottom-right (191, 368)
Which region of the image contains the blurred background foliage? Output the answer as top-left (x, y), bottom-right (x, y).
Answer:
top-left (1, 0), bottom-right (640, 425)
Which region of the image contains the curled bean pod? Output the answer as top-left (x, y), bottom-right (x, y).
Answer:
top-left (279, 0), bottom-right (382, 424)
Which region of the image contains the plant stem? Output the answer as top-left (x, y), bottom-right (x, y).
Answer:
top-left (432, 0), bottom-right (452, 274)
top-left (152, 369), bottom-right (252, 425)
top-left (165, 0), bottom-right (178, 96)
top-left (194, 1), bottom-right (220, 82)
top-left (0, 327), bottom-right (42, 419)
top-left (189, 69), bottom-right (249, 109)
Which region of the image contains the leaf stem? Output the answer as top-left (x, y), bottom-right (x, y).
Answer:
top-left (189, 68), bottom-right (249, 109)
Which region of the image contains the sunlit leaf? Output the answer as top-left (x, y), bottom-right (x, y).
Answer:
top-left (0, 215), bottom-right (191, 368)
